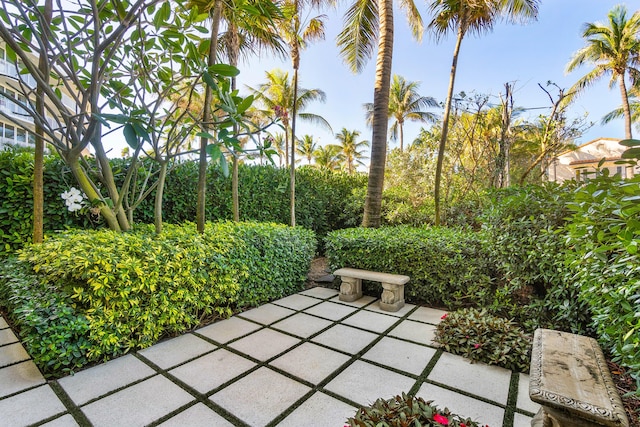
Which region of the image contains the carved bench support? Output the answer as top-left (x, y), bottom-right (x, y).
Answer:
top-left (379, 282), bottom-right (405, 312)
top-left (334, 268), bottom-right (410, 312)
top-left (339, 276), bottom-right (362, 302)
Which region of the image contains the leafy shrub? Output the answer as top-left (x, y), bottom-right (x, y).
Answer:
top-left (435, 308), bottom-right (532, 372)
top-left (0, 257), bottom-right (92, 375)
top-left (480, 184), bottom-right (591, 333)
top-left (325, 226), bottom-right (492, 308)
top-left (566, 168), bottom-right (640, 388)
top-left (346, 393), bottom-right (482, 427)
top-left (210, 221), bottom-right (317, 307)
top-left (6, 222), bottom-right (315, 375)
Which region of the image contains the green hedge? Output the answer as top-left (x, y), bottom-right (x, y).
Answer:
top-left (1, 222), bottom-right (315, 376)
top-left (325, 226), bottom-right (492, 307)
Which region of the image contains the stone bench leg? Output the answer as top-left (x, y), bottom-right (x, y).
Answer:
top-left (379, 282), bottom-right (404, 312)
top-left (339, 277), bottom-right (362, 302)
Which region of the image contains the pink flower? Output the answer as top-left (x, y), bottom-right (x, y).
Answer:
top-left (440, 313), bottom-right (448, 320)
top-left (474, 343), bottom-right (481, 349)
top-left (433, 413), bottom-right (449, 425)
top-left (460, 424), bottom-right (467, 427)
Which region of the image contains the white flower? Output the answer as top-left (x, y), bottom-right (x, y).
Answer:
top-left (61, 187), bottom-right (86, 213)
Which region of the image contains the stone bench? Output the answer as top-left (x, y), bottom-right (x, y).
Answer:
top-left (529, 328), bottom-right (629, 427)
top-left (333, 267), bottom-right (410, 312)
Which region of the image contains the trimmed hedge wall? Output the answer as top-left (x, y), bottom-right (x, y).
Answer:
top-left (325, 226), bottom-right (492, 308)
top-left (0, 222), bottom-right (315, 376)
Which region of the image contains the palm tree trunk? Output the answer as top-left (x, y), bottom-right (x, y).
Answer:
top-left (362, 0), bottom-right (393, 228)
top-left (196, 0), bottom-right (222, 233)
top-left (229, 24), bottom-right (240, 222)
top-left (619, 74), bottom-right (633, 139)
top-left (399, 120), bottom-right (404, 152)
top-left (33, 0), bottom-right (52, 244)
top-left (434, 26), bottom-right (463, 226)
top-left (290, 67), bottom-right (299, 227)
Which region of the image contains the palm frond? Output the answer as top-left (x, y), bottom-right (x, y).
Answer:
top-left (336, 0), bottom-right (378, 73)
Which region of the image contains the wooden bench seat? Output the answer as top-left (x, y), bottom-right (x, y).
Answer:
top-left (529, 328), bottom-right (629, 427)
top-left (333, 267), bottom-right (410, 312)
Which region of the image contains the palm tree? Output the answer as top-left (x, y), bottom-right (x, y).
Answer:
top-left (337, 0), bottom-right (423, 227)
top-left (566, 5), bottom-right (640, 140)
top-left (249, 68), bottom-right (331, 166)
top-left (313, 144), bottom-right (342, 171)
top-left (296, 134), bottom-right (317, 164)
top-left (275, 0), bottom-right (328, 225)
top-left (331, 128), bottom-right (370, 174)
top-left (428, 0), bottom-right (540, 225)
top-left (365, 75), bottom-right (439, 151)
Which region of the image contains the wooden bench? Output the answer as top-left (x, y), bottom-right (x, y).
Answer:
top-left (529, 328), bottom-right (629, 427)
top-left (333, 268), bottom-right (410, 312)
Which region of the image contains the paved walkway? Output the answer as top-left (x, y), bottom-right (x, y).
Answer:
top-left (0, 287), bottom-right (540, 427)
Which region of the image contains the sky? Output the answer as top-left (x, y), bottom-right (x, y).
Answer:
top-left (230, 0), bottom-right (636, 154)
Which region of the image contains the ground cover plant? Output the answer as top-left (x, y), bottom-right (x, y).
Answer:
top-left (346, 393), bottom-right (482, 427)
top-left (0, 222), bottom-right (315, 377)
top-left (435, 308), bottom-right (532, 372)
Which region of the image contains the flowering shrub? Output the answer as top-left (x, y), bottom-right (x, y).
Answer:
top-left (346, 393), bottom-right (483, 426)
top-left (435, 308), bottom-right (532, 372)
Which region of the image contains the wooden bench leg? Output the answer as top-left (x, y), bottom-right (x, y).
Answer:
top-left (339, 276), bottom-right (362, 302)
top-left (379, 282), bottom-right (404, 312)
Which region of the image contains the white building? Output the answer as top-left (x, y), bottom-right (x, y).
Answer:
top-left (547, 137), bottom-right (637, 182)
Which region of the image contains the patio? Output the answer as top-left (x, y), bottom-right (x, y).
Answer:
top-left (0, 287), bottom-right (539, 426)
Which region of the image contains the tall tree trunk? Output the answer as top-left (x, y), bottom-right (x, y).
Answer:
top-left (228, 23), bottom-right (241, 222)
top-left (196, 1), bottom-right (222, 233)
top-left (154, 160), bottom-right (168, 234)
top-left (33, 0), bottom-right (52, 244)
top-left (362, 0), bottom-right (393, 228)
top-left (399, 120), bottom-right (404, 152)
top-left (290, 67), bottom-right (298, 227)
top-left (495, 82), bottom-right (513, 188)
top-left (619, 74), bottom-right (633, 139)
top-left (434, 27), bottom-right (464, 226)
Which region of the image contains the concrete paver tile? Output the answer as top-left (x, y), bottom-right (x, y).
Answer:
top-left (169, 348), bottom-right (256, 394)
top-left (342, 310), bottom-right (399, 333)
top-left (0, 328), bottom-right (19, 346)
top-left (363, 301), bottom-right (416, 317)
top-left (0, 360), bottom-right (45, 398)
top-left (270, 342), bottom-right (350, 385)
top-left (329, 295), bottom-right (377, 308)
top-left (58, 354), bottom-right (156, 405)
top-left (238, 304), bottom-right (295, 325)
top-left (40, 414), bottom-right (80, 427)
top-left (324, 360), bottom-right (415, 407)
top-left (277, 392), bottom-right (356, 427)
top-left (228, 328), bottom-right (301, 361)
top-left (300, 287), bottom-right (339, 299)
top-left (196, 317), bottom-right (262, 344)
top-left (362, 337), bottom-right (438, 376)
top-left (158, 403), bottom-right (234, 427)
top-left (304, 302), bottom-right (358, 321)
top-left (0, 343), bottom-right (30, 368)
top-left (514, 412), bottom-right (534, 427)
top-left (271, 313), bottom-right (332, 338)
top-left (0, 316), bottom-right (8, 329)
top-left (408, 307), bottom-right (448, 325)
top-left (210, 367), bottom-right (311, 427)
top-left (312, 324), bottom-right (378, 355)
top-left (428, 352), bottom-right (511, 405)
top-left (417, 382), bottom-right (504, 427)
top-left (81, 375), bottom-right (194, 427)
top-left (138, 333), bottom-right (216, 369)
top-left (272, 294), bottom-right (321, 311)
top-left (388, 320), bottom-right (438, 347)
top-left (517, 373), bottom-right (541, 414)
top-left (0, 385), bottom-right (66, 427)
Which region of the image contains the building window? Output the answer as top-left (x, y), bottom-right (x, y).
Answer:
top-left (575, 169), bottom-right (581, 182)
top-left (16, 128), bottom-right (26, 145)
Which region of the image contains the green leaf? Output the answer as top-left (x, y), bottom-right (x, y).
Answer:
top-left (123, 123), bottom-right (138, 149)
top-left (202, 72), bottom-right (218, 91)
top-left (209, 64), bottom-right (240, 77)
top-left (206, 143), bottom-right (222, 162)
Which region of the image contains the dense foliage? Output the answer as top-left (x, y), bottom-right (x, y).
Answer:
top-left (480, 184), bottom-right (592, 333)
top-left (0, 222), bottom-right (315, 376)
top-left (435, 308), bottom-right (532, 372)
top-left (566, 169), bottom-right (640, 385)
top-left (346, 393), bottom-right (482, 427)
top-left (325, 226), bottom-right (492, 307)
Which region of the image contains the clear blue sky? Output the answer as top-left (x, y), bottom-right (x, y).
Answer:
top-left (236, 0), bottom-right (634, 152)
